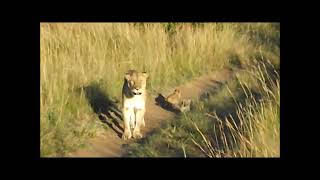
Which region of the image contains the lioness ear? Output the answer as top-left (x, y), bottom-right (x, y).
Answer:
top-left (142, 72), bottom-right (149, 78)
top-left (125, 73), bottom-right (131, 81)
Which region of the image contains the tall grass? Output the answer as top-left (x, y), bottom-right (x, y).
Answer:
top-left (40, 23), bottom-right (279, 157)
top-left (191, 60), bottom-right (280, 157)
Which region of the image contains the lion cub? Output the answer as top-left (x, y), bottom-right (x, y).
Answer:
top-left (166, 89), bottom-right (182, 109)
top-left (180, 99), bottom-right (192, 112)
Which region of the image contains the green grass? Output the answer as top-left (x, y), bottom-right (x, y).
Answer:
top-left (40, 23), bottom-right (279, 157)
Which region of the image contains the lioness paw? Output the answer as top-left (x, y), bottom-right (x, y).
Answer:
top-left (133, 131), bottom-right (143, 139)
top-left (122, 131), bottom-right (132, 140)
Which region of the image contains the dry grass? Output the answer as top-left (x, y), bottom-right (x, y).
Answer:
top-left (40, 23), bottom-right (279, 157)
top-left (191, 61), bottom-right (280, 157)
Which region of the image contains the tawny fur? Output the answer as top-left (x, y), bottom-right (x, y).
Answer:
top-left (166, 89), bottom-right (181, 106)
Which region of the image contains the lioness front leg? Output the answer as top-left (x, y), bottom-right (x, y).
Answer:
top-left (133, 109), bottom-right (145, 139)
top-left (142, 117), bottom-right (145, 127)
top-left (122, 108), bottom-right (133, 140)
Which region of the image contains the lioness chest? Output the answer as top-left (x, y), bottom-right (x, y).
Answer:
top-left (123, 95), bottom-right (146, 110)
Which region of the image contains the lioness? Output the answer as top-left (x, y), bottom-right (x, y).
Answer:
top-left (122, 70), bottom-right (148, 140)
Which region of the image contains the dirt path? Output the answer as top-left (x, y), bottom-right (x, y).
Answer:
top-left (68, 68), bottom-right (234, 157)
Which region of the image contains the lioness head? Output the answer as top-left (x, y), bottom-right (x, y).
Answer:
top-left (124, 70), bottom-right (149, 95)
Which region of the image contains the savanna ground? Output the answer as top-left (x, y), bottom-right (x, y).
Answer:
top-left (40, 23), bottom-right (280, 157)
